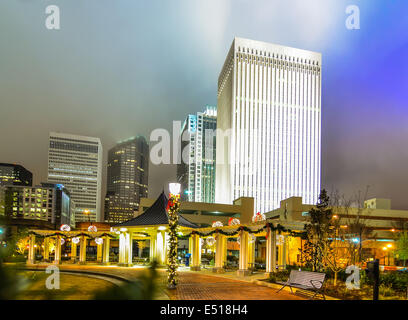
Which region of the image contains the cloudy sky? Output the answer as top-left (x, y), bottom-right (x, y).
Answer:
top-left (0, 0), bottom-right (407, 209)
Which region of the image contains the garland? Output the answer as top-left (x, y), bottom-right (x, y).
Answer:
top-left (176, 223), bottom-right (306, 239)
top-left (27, 231), bottom-right (118, 240)
top-left (167, 193), bottom-right (180, 289)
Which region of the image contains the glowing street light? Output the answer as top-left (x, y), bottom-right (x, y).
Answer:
top-left (169, 183), bottom-right (181, 196)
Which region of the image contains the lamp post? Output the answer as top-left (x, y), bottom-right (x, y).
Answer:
top-left (167, 183), bottom-right (181, 289)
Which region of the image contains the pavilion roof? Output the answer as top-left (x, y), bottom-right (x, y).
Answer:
top-left (114, 191), bottom-right (198, 228)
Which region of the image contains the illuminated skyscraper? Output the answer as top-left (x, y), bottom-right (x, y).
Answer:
top-left (177, 106), bottom-right (217, 203)
top-left (105, 136), bottom-right (149, 223)
top-left (47, 132), bottom-right (102, 222)
top-left (216, 37), bottom-right (321, 213)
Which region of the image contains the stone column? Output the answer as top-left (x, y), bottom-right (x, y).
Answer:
top-left (79, 236), bottom-right (87, 265)
top-left (282, 235), bottom-right (287, 269)
top-left (102, 237), bottom-right (110, 265)
top-left (119, 232), bottom-right (126, 265)
top-left (27, 234), bottom-right (36, 264)
top-left (213, 234), bottom-right (226, 273)
top-left (126, 232), bottom-right (133, 267)
top-left (237, 230), bottom-right (250, 276)
top-left (54, 235), bottom-right (61, 265)
top-left (43, 237), bottom-right (50, 262)
top-left (149, 232), bottom-right (157, 263)
top-left (190, 234), bottom-right (201, 271)
top-left (265, 229), bottom-right (277, 276)
top-left (71, 240), bottom-right (77, 263)
top-left (155, 230), bottom-right (167, 266)
top-left (96, 241), bottom-right (103, 263)
top-left (248, 235), bottom-right (255, 269)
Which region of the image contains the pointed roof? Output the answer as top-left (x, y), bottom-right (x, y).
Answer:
top-left (114, 192), bottom-right (198, 228)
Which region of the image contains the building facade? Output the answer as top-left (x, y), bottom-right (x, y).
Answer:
top-left (47, 132), bottom-right (102, 222)
top-left (0, 183), bottom-right (72, 228)
top-left (0, 163), bottom-right (33, 186)
top-left (216, 37), bottom-right (322, 213)
top-left (105, 136), bottom-right (149, 223)
top-left (177, 106), bottom-right (217, 203)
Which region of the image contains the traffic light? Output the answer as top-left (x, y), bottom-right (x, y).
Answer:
top-left (365, 259), bottom-right (379, 300)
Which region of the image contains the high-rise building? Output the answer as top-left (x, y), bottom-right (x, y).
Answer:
top-left (105, 136), bottom-right (149, 223)
top-left (177, 106), bottom-right (217, 203)
top-left (216, 37), bottom-right (321, 213)
top-left (0, 183), bottom-right (72, 228)
top-left (0, 163), bottom-right (33, 186)
top-left (47, 132), bottom-right (102, 222)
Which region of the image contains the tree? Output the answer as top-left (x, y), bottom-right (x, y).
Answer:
top-left (301, 190), bottom-right (333, 272)
top-left (395, 231), bottom-right (408, 267)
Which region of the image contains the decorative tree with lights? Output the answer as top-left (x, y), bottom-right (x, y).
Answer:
top-left (167, 184), bottom-right (181, 289)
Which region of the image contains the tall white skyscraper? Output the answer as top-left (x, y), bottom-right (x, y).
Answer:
top-left (216, 37), bottom-right (321, 214)
top-left (47, 132), bottom-right (102, 222)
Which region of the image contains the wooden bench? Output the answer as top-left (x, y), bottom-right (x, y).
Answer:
top-left (276, 270), bottom-right (326, 300)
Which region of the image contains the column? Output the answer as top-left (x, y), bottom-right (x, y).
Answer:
top-left (126, 232), bottom-right (133, 267)
top-left (149, 232), bottom-right (157, 263)
top-left (43, 237), bottom-right (50, 262)
top-left (102, 236), bottom-right (110, 265)
top-left (27, 234), bottom-right (35, 264)
top-left (282, 235), bottom-right (287, 269)
top-left (96, 241), bottom-right (103, 263)
top-left (265, 229), bottom-right (277, 276)
top-left (190, 234), bottom-right (201, 271)
top-left (156, 231), bottom-right (167, 266)
top-left (119, 232), bottom-right (126, 265)
top-left (213, 234), bottom-right (226, 273)
top-left (54, 235), bottom-right (61, 265)
top-left (237, 230), bottom-right (250, 276)
top-left (248, 235), bottom-right (255, 270)
top-left (79, 236), bottom-right (87, 265)
top-left (71, 240), bottom-right (77, 263)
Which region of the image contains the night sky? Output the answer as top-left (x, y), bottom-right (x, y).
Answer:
top-left (0, 0), bottom-right (407, 209)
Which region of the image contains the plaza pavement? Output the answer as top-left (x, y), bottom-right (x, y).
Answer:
top-left (22, 263), bottom-right (305, 300)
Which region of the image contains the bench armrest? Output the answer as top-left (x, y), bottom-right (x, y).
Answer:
top-left (309, 279), bottom-right (323, 290)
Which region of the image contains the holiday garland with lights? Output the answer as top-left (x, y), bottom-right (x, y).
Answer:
top-left (166, 192), bottom-right (180, 289)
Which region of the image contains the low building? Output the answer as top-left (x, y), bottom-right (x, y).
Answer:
top-left (0, 183), bottom-right (73, 233)
top-left (266, 196), bottom-right (408, 239)
top-left (0, 163), bottom-right (33, 186)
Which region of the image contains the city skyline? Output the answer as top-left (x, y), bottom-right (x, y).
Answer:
top-left (1, 1), bottom-right (407, 209)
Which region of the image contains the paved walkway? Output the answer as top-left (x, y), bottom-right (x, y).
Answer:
top-left (21, 263), bottom-right (304, 300)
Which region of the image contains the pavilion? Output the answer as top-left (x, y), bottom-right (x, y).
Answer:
top-left (25, 192), bottom-right (306, 276)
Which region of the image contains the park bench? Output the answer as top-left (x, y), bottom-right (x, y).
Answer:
top-left (276, 270), bottom-right (326, 300)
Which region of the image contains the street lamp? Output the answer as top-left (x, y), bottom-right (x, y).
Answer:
top-left (167, 182), bottom-right (181, 289)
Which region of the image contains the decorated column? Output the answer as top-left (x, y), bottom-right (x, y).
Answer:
top-left (79, 236), bottom-right (87, 264)
top-left (27, 234), bottom-right (36, 264)
top-left (190, 233), bottom-right (201, 271)
top-left (43, 237), bottom-right (50, 262)
top-left (102, 236), bottom-right (110, 265)
top-left (213, 234), bottom-right (226, 273)
top-left (265, 227), bottom-right (277, 275)
top-left (54, 235), bottom-right (62, 265)
top-left (167, 183), bottom-right (181, 289)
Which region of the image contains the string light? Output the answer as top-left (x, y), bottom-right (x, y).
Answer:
top-left (167, 183), bottom-right (180, 289)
